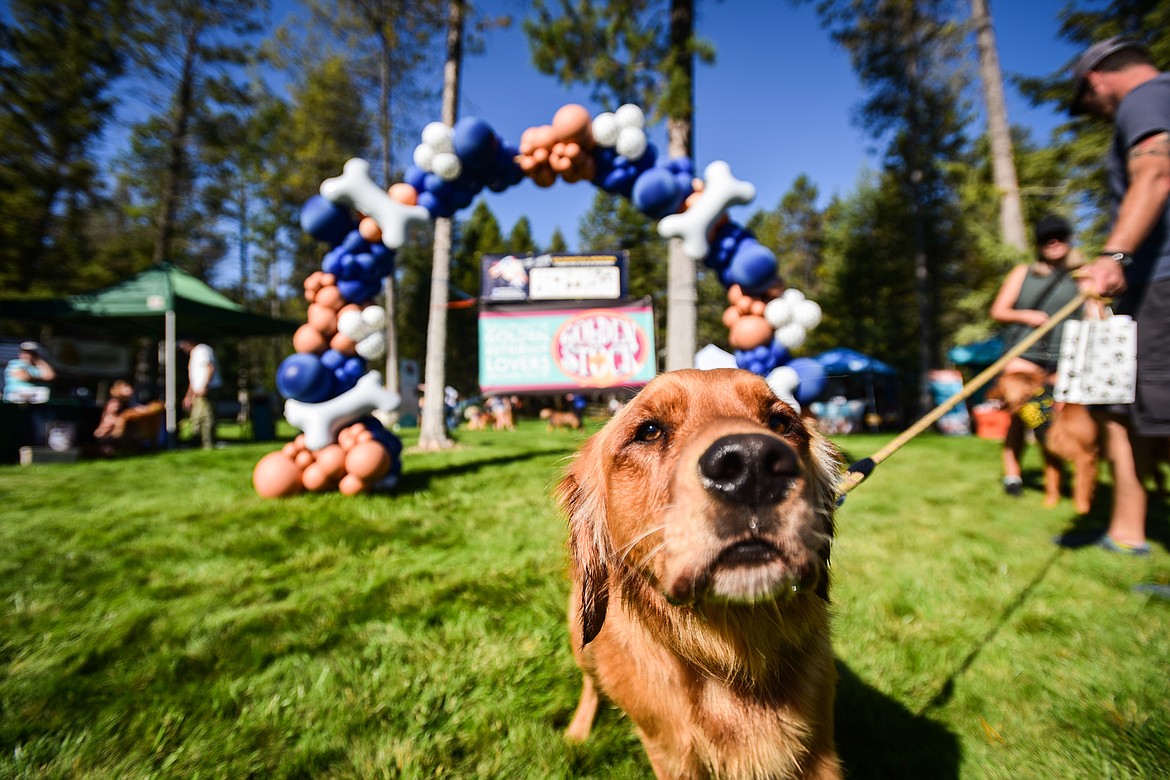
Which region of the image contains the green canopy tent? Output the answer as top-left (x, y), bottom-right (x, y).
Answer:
top-left (1, 263), bottom-right (298, 441)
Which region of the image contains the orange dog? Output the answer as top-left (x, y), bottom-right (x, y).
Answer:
top-left (988, 368), bottom-right (1100, 514)
top-left (540, 408), bottom-right (581, 432)
top-left (557, 369), bottom-right (843, 780)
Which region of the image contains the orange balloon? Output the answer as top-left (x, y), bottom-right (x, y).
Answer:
top-left (552, 141), bottom-right (567, 157)
top-left (338, 473), bottom-right (368, 496)
top-left (315, 284), bottom-right (344, 311)
top-left (532, 165), bottom-right (556, 188)
top-left (549, 153), bottom-right (573, 173)
top-left (293, 434), bottom-right (307, 450)
top-left (304, 271), bottom-right (324, 301)
top-left (517, 154), bottom-right (537, 173)
top-left (519, 127), bottom-right (538, 155)
top-left (735, 296), bottom-right (753, 315)
top-left (727, 284), bottom-right (745, 305)
top-left (728, 315), bottom-right (775, 351)
top-left (576, 155), bottom-right (596, 182)
top-left (307, 302), bottom-right (338, 336)
top-left (388, 182), bottom-right (418, 206)
top-left (722, 306), bottom-right (742, 329)
top-left (320, 272), bottom-right (336, 287)
top-left (294, 449), bottom-right (315, 469)
top-left (762, 281), bottom-right (785, 301)
top-left (749, 300), bottom-right (766, 316)
top-left (531, 147), bottom-right (549, 164)
top-left (330, 332), bottom-right (357, 356)
top-left (561, 165), bottom-right (582, 184)
top-left (552, 103), bottom-right (592, 144)
top-left (358, 216), bottom-right (382, 243)
top-left (281, 442), bottom-right (298, 460)
top-left (531, 124), bottom-right (556, 149)
top-left (301, 462), bottom-right (336, 492)
top-left (253, 452), bottom-right (304, 498)
top-left (314, 444), bottom-right (347, 480)
top-left (345, 441), bottom-right (391, 481)
top-left (293, 323), bottom-right (329, 355)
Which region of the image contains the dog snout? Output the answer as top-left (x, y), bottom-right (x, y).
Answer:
top-left (698, 433), bottom-right (799, 507)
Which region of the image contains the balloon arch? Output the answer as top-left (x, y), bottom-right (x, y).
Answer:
top-left (251, 103), bottom-right (827, 498)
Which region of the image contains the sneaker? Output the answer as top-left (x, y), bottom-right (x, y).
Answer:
top-left (1097, 536), bottom-right (1152, 556)
top-left (1003, 477), bottom-right (1023, 497)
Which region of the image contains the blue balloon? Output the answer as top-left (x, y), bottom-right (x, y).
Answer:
top-left (321, 246), bottom-right (344, 276)
top-left (339, 230), bottom-right (366, 255)
top-left (404, 165), bottom-right (427, 191)
top-left (276, 353), bottom-right (334, 403)
top-left (453, 117), bottom-right (499, 169)
top-left (788, 357), bottom-right (828, 405)
top-left (724, 238), bottom-right (779, 293)
top-left (417, 190), bottom-right (441, 217)
top-left (320, 349), bottom-right (345, 371)
top-left (631, 167), bottom-right (684, 220)
top-left (341, 356), bottom-right (366, 383)
top-left (337, 277), bottom-right (379, 303)
top-left (300, 195), bottom-right (353, 246)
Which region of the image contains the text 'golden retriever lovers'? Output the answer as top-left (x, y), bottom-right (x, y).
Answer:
top-left (557, 369), bottom-right (844, 779)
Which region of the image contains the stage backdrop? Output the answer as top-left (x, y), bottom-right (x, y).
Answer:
top-left (478, 303), bottom-right (656, 394)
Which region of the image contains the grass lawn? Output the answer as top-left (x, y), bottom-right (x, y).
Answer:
top-left (1, 419), bottom-right (1167, 778)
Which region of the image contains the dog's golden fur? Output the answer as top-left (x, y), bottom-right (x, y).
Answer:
top-left (557, 368), bottom-right (843, 780)
top-left (988, 367), bottom-right (1100, 514)
top-left (540, 408), bottom-right (582, 432)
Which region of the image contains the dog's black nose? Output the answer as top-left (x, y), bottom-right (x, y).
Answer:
top-left (698, 433), bottom-right (799, 506)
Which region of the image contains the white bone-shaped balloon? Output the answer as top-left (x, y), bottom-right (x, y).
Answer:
top-left (320, 158), bottom-right (431, 250)
top-left (284, 371), bottom-right (400, 451)
top-left (657, 160), bottom-right (756, 260)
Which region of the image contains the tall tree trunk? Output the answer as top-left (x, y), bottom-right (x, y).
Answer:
top-left (664, 0), bottom-right (696, 372)
top-left (905, 14), bottom-right (936, 416)
top-left (970, 0), bottom-right (1026, 251)
top-left (417, 0), bottom-right (464, 451)
top-left (378, 21), bottom-right (401, 395)
top-left (152, 24), bottom-right (198, 266)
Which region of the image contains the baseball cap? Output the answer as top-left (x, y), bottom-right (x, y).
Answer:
top-left (1035, 214), bottom-right (1072, 244)
top-left (19, 341), bottom-right (41, 352)
top-left (1069, 36), bottom-right (1149, 116)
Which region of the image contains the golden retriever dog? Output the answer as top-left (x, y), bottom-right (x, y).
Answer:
top-left (988, 367), bottom-right (1100, 514)
top-left (557, 368), bottom-right (843, 780)
top-left (540, 408), bottom-right (582, 432)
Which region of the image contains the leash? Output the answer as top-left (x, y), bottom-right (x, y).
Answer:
top-left (838, 290), bottom-right (1090, 499)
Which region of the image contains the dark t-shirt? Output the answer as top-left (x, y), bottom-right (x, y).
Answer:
top-left (1108, 72), bottom-right (1170, 287)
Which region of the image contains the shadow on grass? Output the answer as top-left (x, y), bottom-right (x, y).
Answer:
top-left (835, 661), bottom-right (960, 778)
top-left (396, 447), bottom-right (578, 492)
top-left (1050, 481), bottom-right (1170, 552)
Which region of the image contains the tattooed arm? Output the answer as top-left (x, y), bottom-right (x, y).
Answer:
top-left (1086, 131), bottom-right (1170, 297)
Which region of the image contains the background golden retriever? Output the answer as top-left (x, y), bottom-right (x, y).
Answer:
top-left (557, 368), bottom-right (843, 779)
top-left (988, 368), bottom-right (1100, 514)
top-left (540, 408), bottom-right (581, 432)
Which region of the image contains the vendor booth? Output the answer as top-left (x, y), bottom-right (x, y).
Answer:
top-left (1, 263), bottom-right (298, 453)
top-left (810, 348), bottom-right (901, 433)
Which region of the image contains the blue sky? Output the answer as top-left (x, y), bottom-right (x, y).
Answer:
top-left (440, 0), bottom-right (1084, 250)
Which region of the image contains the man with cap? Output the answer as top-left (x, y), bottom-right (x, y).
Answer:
top-left (3, 341), bottom-right (57, 403)
top-left (1067, 36), bottom-right (1170, 555)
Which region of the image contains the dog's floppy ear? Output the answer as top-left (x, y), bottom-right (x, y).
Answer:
top-left (557, 438), bottom-right (614, 647)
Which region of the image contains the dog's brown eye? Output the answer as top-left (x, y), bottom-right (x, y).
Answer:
top-left (634, 421), bottom-right (666, 443)
top-left (768, 412), bottom-right (792, 433)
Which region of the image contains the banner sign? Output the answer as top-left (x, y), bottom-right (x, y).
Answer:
top-left (480, 252), bottom-right (627, 304)
top-left (478, 303), bottom-right (656, 393)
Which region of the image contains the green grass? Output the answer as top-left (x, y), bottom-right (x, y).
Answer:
top-left (1, 422), bottom-right (1167, 778)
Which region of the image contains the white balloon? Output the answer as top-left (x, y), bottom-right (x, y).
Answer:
top-left (794, 299), bottom-right (823, 329)
top-left (337, 309), bottom-right (365, 339)
top-left (361, 305), bottom-right (386, 329)
top-left (422, 121), bottom-right (453, 152)
top-left (764, 297), bottom-right (793, 329)
top-left (615, 103), bottom-right (645, 129)
top-left (775, 322), bottom-right (807, 349)
top-left (591, 112), bottom-right (619, 147)
top-left (412, 143), bottom-right (435, 172)
top-left (765, 366), bottom-right (801, 412)
top-left (782, 287), bottom-right (806, 302)
top-left (615, 127), bottom-right (647, 160)
top-left (356, 332), bottom-right (386, 362)
top-left (431, 151), bottom-right (462, 182)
